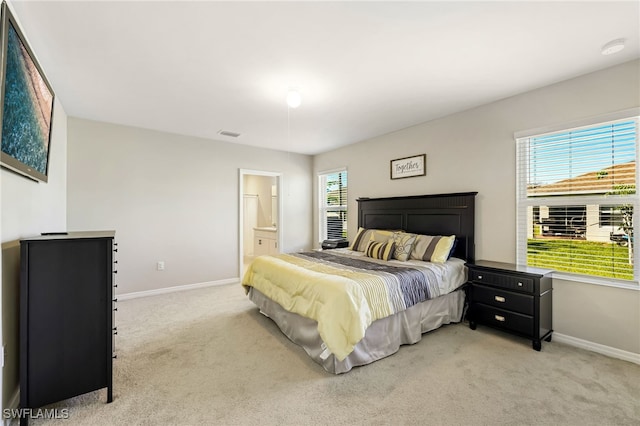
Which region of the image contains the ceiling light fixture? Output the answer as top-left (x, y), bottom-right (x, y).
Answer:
top-left (286, 89), bottom-right (302, 109)
top-left (601, 38), bottom-right (626, 55)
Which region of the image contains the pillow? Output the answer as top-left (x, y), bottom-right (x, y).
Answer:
top-left (410, 234), bottom-right (456, 263)
top-left (369, 229), bottom-right (394, 243)
top-left (350, 228), bottom-right (373, 251)
top-left (390, 232), bottom-right (417, 261)
top-left (365, 240), bottom-right (396, 261)
top-left (350, 228), bottom-right (395, 251)
top-left (448, 238), bottom-right (458, 259)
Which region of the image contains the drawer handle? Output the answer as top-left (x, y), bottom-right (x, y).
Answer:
top-left (477, 275), bottom-right (483, 280)
top-left (517, 282), bottom-right (523, 287)
top-left (494, 315), bottom-right (505, 322)
top-left (494, 296), bottom-right (506, 303)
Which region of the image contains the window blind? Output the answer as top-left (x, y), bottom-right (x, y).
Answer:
top-left (319, 170), bottom-right (348, 241)
top-left (516, 118), bottom-right (638, 282)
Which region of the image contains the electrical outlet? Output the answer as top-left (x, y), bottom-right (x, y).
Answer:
top-left (157, 261), bottom-right (165, 271)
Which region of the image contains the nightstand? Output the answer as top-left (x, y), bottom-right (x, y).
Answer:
top-left (466, 260), bottom-right (553, 351)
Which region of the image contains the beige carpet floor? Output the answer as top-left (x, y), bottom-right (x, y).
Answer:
top-left (25, 283), bottom-right (640, 425)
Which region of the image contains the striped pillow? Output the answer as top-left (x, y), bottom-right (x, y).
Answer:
top-left (350, 228), bottom-right (394, 252)
top-left (365, 240), bottom-right (396, 261)
top-left (350, 227), bottom-right (373, 251)
top-left (410, 235), bottom-right (456, 263)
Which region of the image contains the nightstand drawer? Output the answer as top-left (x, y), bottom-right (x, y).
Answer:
top-left (473, 303), bottom-right (533, 336)
top-left (470, 270), bottom-right (534, 293)
top-left (472, 284), bottom-right (534, 315)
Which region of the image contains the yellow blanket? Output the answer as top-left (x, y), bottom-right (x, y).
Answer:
top-left (243, 253), bottom-right (408, 361)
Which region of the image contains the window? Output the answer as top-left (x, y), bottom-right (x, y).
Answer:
top-left (319, 169), bottom-right (347, 242)
top-left (516, 116), bottom-right (638, 282)
top-left (599, 205), bottom-right (625, 228)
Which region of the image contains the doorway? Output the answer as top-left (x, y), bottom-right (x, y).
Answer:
top-left (239, 169), bottom-right (282, 279)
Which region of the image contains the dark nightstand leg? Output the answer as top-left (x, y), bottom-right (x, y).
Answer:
top-left (545, 334), bottom-right (552, 342)
top-left (532, 340), bottom-right (542, 351)
top-left (469, 320), bottom-right (477, 330)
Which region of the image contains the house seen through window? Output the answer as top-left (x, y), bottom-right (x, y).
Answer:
top-left (319, 169), bottom-right (347, 242)
top-left (516, 117), bottom-right (638, 282)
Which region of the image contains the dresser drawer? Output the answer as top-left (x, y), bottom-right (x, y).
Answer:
top-left (472, 284), bottom-right (534, 315)
top-left (470, 270), bottom-right (534, 293)
top-left (473, 303), bottom-right (533, 336)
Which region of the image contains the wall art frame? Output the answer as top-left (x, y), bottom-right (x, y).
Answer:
top-left (390, 154), bottom-right (426, 180)
top-left (0, 1), bottom-right (55, 183)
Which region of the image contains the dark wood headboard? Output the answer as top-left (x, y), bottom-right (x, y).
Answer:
top-left (357, 192), bottom-right (478, 262)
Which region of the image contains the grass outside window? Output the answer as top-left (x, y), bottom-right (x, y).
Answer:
top-left (527, 239), bottom-right (633, 280)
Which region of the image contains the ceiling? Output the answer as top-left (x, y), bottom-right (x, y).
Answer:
top-left (8, 0), bottom-right (640, 155)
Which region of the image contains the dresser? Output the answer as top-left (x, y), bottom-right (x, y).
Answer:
top-left (466, 260), bottom-right (553, 351)
top-left (20, 232), bottom-right (117, 425)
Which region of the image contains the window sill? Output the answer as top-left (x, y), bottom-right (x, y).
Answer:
top-left (551, 271), bottom-right (639, 290)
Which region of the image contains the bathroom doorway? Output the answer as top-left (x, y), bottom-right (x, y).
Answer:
top-left (239, 169), bottom-right (282, 279)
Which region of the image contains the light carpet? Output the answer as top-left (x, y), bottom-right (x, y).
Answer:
top-left (25, 283), bottom-right (639, 425)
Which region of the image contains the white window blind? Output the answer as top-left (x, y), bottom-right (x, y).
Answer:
top-left (516, 117), bottom-right (638, 282)
top-left (319, 170), bottom-right (347, 242)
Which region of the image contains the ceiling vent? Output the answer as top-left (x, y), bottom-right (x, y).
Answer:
top-left (218, 130), bottom-right (241, 138)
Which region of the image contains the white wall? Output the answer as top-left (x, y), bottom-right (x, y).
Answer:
top-left (67, 118), bottom-right (313, 295)
top-left (244, 175), bottom-right (277, 227)
top-left (314, 60), bottom-right (640, 356)
top-left (1, 97), bottom-right (67, 410)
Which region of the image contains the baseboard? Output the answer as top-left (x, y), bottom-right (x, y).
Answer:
top-left (118, 278), bottom-right (239, 301)
top-left (554, 333), bottom-right (640, 365)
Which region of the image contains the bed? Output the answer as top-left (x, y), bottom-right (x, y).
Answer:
top-left (242, 192), bottom-right (477, 373)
